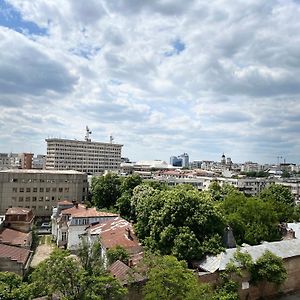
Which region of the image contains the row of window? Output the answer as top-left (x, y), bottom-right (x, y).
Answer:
top-left (12, 187), bottom-right (69, 193)
top-left (11, 205), bottom-right (51, 211)
top-left (12, 195), bottom-right (57, 202)
top-left (10, 179), bottom-right (77, 183)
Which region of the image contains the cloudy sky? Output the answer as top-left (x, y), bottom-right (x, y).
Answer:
top-left (1, 0), bottom-right (300, 164)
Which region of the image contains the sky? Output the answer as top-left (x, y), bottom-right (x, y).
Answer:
top-left (0, 0), bottom-right (300, 164)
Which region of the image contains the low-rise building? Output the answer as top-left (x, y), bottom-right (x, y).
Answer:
top-left (51, 201), bottom-right (118, 250)
top-left (85, 216), bottom-right (143, 267)
top-left (0, 169), bottom-right (88, 216)
top-left (197, 239), bottom-right (300, 299)
top-left (0, 243), bottom-right (33, 276)
top-left (4, 207), bottom-right (34, 233)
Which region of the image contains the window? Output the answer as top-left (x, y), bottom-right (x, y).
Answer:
top-left (46, 187), bottom-right (50, 192)
top-left (39, 196), bottom-right (43, 202)
top-left (32, 197), bottom-right (37, 202)
top-left (25, 197), bottom-right (30, 202)
top-left (19, 197), bottom-right (24, 202)
top-left (26, 187), bottom-right (31, 192)
top-left (62, 232), bottom-right (67, 242)
top-left (59, 188), bottom-right (63, 193)
top-left (45, 196), bottom-right (49, 201)
top-left (32, 206), bottom-right (36, 210)
top-left (19, 188), bottom-right (24, 192)
top-left (12, 187), bottom-right (17, 193)
top-left (52, 196), bottom-right (55, 201)
top-left (12, 197), bottom-right (17, 202)
top-left (40, 188), bottom-right (44, 193)
top-left (52, 188), bottom-right (57, 192)
top-left (64, 187), bottom-right (69, 192)
top-left (33, 187), bottom-right (37, 192)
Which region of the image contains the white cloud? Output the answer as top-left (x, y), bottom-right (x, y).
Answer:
top-left (1, 0), bottom-right (300, 163)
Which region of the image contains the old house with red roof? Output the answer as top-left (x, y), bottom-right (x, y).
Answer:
top-left (0, 207), bottom-right (34, 276)
top-left (51, 201), bottom-right (118, 250)
top-left (85, 216), bottom-right (143, 267)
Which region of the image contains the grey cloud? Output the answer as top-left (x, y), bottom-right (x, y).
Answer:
top-left (0, 28), bottom-right (78, 98)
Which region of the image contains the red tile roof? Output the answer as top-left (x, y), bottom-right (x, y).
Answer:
top-left (57, 200), bottom-right (74, 205)
top-left (0, 243), bottom-right (32, 264)
top-left (108, 260), bottom-right (145, 284)
top-left (0, 228), bottom-right (30, 247)
top-left (62, 205), bottom-right (118, 218)
top-left (109, 260), bottom-right (131, 282)
top-left (6, 207), bottom-right (31, 215)
top-left (96, 217), bottom-right (143, 255)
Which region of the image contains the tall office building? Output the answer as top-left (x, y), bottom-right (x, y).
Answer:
top-left (179, 153), bottom-right (189, 168)
top-left (45, 127), bottom-right (123, 174)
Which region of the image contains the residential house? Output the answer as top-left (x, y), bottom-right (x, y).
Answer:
top-left (51, 201), bottom-right (118, 250)
top-left (0, 243), bottom-right (33, 276)
top-left (4, 207), bottom-right (34, 233)
top-left (85, 216), bottom-right (143, 267)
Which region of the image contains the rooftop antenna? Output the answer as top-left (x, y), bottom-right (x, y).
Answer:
top-left (109, 134), bottom-right (114, 144)
top-left (85, 126), bottom-right (92, 142)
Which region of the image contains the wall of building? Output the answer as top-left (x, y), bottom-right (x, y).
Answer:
top-left (46, 138), bottom-right (122, 174)
top-left (199, 256), bottom-right (300, 300)
top-left (0, 170), bottom-right (88, 216)
top-left (0, 257), bottom-right (25, 276)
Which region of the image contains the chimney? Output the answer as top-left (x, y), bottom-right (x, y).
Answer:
top-left (125, 228), bottom-right (133, 240)
top-left (223, 225), bottom-right (236, 249)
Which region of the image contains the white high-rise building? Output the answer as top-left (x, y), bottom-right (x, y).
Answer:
top-left (45, 128), bottom-right (122, 174)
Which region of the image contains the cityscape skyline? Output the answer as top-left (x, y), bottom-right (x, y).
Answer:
top-left (1, 1), bottom-right (300, 164)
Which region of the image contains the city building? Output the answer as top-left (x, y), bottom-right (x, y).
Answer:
top-left (0, 169), bottom-right (88, 217)
top-left (32, 155), bottom-right (46, 170)
top-left (179, 153), bottom-right (189, 168)
top-left (85, 216), bottom-right (143, 267)
top-left (169, 153), bottom-right (189, 168)
top-left (51, 201), bottom-right (118, 250)
top-left (20, 153), bottom-right (33, 169)
top-left (46, 127), bottom-right (123, 174)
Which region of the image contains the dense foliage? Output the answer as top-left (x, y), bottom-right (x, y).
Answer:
top-left (143, 255), bottom-right (213, 300)
top-left (91, 174), bottom-right (295, 262)
top-left (133, 184), bottom-right (225, 261)
top-left (107, 245), bottom-right (130, 265)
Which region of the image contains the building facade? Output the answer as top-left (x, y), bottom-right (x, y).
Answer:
top-left (51, 201), bottom-right (117, 250)
top-left (46, 138), bottom-right (123, 174)
top-left (0, 170), bottom-right (88, 217)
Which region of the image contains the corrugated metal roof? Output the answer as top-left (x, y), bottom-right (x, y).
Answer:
top-left (199, 239), bottom-right (300, 273)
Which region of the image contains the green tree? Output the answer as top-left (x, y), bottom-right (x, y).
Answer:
top-left (77, 239), bottom-right (104, 275)
top-left (116, 174), bottom-right (143, 219)
top-left (0, 272), bottom-right (32, 300)
top-left (30, 249), bottom-right (127, 300)
top-left (143, 255), bottom-right (212, 300)
top-left (135, 186), bottom-right (225, 261)
top-left (220, 193), bottom-right (280, 245)
top-left (251, 250), bottom-right (287, 286)
top-left (260, 184), bottom-right (295, 222)
top-left (91, 173), bottom-right (121, 209)
top-left (107, 245), bottom-right (130, 265)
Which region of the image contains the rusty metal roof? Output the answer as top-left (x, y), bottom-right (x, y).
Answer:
top-left (198, 239), bottom-right (300, 273)
top-left (0, 243), bottom-right (32, 264)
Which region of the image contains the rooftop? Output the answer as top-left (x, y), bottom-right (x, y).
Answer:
top-left (46, 138), bottom-right (123, 147)
top-left (0, 169), bottom-right (85, 175)
top-left (0, 243), bottom-right (32, 264)
top-left (89, 217), bottom-right (143, 254)
top-left (198, 239), bottom-right (300, 273)
top-left (0, 228), bottom-right (30, 247)
top-left (61, 204), bottom-right (118, 218)
top-left (6, 207), bottom-right (32, 215)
